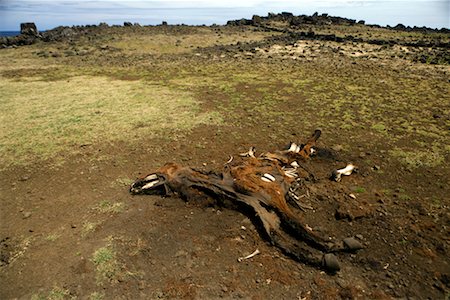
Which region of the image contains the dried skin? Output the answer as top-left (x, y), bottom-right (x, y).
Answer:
top-left (130, 130), bottom-right (362, 272)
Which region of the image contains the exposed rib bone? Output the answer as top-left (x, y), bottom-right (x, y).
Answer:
top-left (142, 179), bottom-right (160, 190)
top-left (261, 177), bottom-right (272, 183)
top-left (144, 174), bottom-right (158, 181)
top-left (283, 168), bottom-right (298, 178)
top-left (263, 173), bottom-right (276, 182)
top-left (238, 249), bottom-right (261, 262)
top-left (225, 155), bottom-right (234, 164)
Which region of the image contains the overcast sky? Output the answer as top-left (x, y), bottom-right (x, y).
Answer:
top-left (0, 0), bottom-right (448, 31)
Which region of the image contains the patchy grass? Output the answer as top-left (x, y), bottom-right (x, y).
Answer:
top-left (89, 292), bottom-right (105, 300)
top-left (354, 187), bottom-right (366, 193)
top-left (31, 287), bottom-right (70, 300)
top-left (82, 221), bottom-right (101, 237)
top-left (93, 200), bottom-right (126, 214)
top-left (45, 234), bottom-right (60, 242)
top-left (0, 75), bottom-right (222, 168)
top-left (115, 177), bottom-right (135, 187)
top-left (109, 29), bottom-right (274, 55)
top-left (91, 245), bottom-right (122, 284)
top-left (389, 147), bottom-right (445, 169)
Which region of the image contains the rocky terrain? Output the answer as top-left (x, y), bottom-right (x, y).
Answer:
top-left (0, 13), bottom-right (449, 299)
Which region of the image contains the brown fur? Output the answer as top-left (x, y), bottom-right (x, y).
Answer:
top-left (131, 130), bottom-right (359, 272)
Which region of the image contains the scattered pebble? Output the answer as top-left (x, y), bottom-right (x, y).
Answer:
top-left (22, 211), bottom-right (32, 219)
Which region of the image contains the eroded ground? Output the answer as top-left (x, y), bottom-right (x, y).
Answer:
top-left (0, 22), bottom-right (449, 299)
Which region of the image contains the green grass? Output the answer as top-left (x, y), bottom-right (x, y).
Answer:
top-left (31, 287), bottom-right (70, 300)
top-left (389, 147), bottom-right (445, 169)
top-left (92, 245), bottom-right (121, 284)
top-left (93, 200), bottom-right (126, 214)
top-left (45, 234), bottom-right (60, 242)
top-left (89, 292), bottom-right (105, 300)
top-left (81, 221), bottom-right (100, 237)
top-left (354, 187), bottom-right (366, 193)
top-left (0, 26), bottom-right (448, 173)
top-left (0, 74), bottom-right (222, 168)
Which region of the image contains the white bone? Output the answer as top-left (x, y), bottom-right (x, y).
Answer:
top-left (283, 167), bottom-right (298, 178)
top-left (142, 180), bottom-right (159, 189)
top-left (226, 155), bottom-right (233, 164)
top-left (338, 164), bottom-right (356, 175)
top-left (295, 145), bottom-right (301, 153)
top-left (332, 164), bottom-right (356, 182)
top-left (238, 249), bottom-right (261, 262)
top-left (261, 177), bottom-right (272, 183)
top-left (310, 148), bottom-right (316, 155)
top-left (288, 143), bottom-right (297, 152)
top-left (144, 174), bottom-right (158, 181)
top-left (290, 161), bottom-right (299, 168)
top-left (263, 173), bottom-right (276, 182)
top-left (240, 147), bottom-right (256, 158)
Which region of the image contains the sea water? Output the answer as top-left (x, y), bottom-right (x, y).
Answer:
top-left (0, 31), bottom-right (20, 37)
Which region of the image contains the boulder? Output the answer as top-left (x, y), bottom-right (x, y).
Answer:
top-left (20, 22), bottom-right (38, 36)
top-left (252, 15), bottom-right (263, 25)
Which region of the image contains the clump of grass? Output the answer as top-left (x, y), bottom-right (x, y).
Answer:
top-left (354, 187), bottom-right (366, 193)
top-left (82, 221), bottom-right (100, 237)
top-left (93, 200), bottom-right (125, 214)
top-left (389, 148), bottom-right (445, 169)
top-left (92, 245), bottom-right (121, 284)
top-left (89, 292), bottom-right (105, 300)
top-left (398, 194), bottom-right (411, 201)
top-left (371, 123), bottom-right (387, 133)
top-left (115, 177), bottom-right (134, 187)
top-left (45, 234), bottom-right (60, 242)
top-left (31, 287), bottom-right (70, 300)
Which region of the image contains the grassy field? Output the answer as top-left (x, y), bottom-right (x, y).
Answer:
top-left (1, 37), bottom-right (448, 170)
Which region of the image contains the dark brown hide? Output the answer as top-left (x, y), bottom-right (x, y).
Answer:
top-left (130, 130), bottom-right (361, 272)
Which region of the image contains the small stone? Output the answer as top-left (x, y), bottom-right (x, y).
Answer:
top-left (372, 165), bottom-right (381, 171)
top-left (19, 176), bottom-right (30, 181)
top-left (22, 211), bottom-right (32, 219)
top-left (174, 250), bottom-right (188, 258)
top-left (343, 237), bottom-right (364, 250)
top-left (332, 144), bottom-right (344, 152)
top-left (349, 193), bottom-right (356, 199)
top-left (355, 234), bottom-right (364, 240)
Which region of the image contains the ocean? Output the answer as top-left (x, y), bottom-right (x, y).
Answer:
top-left (0, 31), bottom-right (20, 37)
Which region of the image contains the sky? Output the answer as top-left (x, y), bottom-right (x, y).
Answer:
top-left (0, 0), bottom-right (448, 31)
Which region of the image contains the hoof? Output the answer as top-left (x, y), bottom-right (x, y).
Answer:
top-left (343, 237), bottom-right (364, 251)
top-left (322, 253), bottom-right (340, 272)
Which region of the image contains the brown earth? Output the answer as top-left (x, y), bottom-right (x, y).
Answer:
top-left (0, 20), bottom-right (449, 299)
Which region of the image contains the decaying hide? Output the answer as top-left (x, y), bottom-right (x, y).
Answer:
top-left (130, 130), bottom-right (362, 272)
